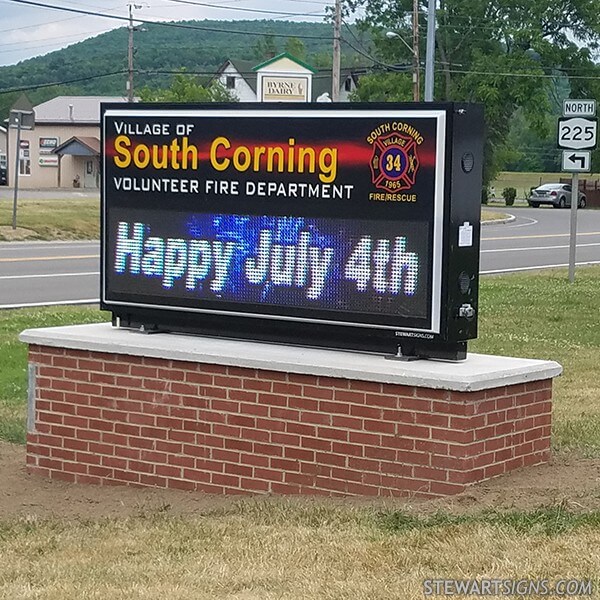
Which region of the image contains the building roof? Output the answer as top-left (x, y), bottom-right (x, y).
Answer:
top-left (32, 96), bottom-right (131, 124)
top-left (11, 94), bottom-right (35, 115)
top-left (311, 68), bottom-right (363, 101)
top-left (217, 59), bottom-right (258, 93)
top-left (252, 52), bottom-right (317, 74)
top-left (54, 136), bottom-right (100, 156)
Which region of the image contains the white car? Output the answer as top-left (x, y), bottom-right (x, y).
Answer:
top-left (528, 183), bottom-right (586, 208)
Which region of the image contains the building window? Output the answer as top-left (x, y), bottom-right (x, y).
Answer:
top-left (19, 141), bottom-right (30, 176)
top-left (226, 76), bottom-right (236, 89)
top-left (344, 77), bottom-right (353, 92)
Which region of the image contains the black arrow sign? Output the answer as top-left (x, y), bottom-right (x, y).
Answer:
top-left (569, 153), bottom-right (586, 167)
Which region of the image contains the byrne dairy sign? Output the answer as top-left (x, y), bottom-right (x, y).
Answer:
top-left (261, 76), bottom-right (309, 102)
top-left (101, 103), bottom-right (484, 360)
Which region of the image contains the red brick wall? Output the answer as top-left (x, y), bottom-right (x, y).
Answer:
top-left (26, 344), bottom-right (552, 498)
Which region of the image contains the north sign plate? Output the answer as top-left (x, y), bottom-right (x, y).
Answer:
top-left (563, 99), bottom-right (597, 118)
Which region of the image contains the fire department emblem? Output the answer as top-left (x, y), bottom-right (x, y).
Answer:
top-left (369, 132), bottom-right (420, 192)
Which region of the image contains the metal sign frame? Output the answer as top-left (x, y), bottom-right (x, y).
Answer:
top-left (101, 102), bottom-right (484, 360)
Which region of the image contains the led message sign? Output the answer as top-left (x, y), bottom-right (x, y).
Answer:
top-left (101, 103), bottom-right (483, 360)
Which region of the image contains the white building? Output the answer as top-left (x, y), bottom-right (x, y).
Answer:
top-left (216, 52), bottom-right (359, 103)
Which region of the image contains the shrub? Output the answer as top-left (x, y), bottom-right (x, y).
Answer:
top-left (502, 186), bottom-right (517, 206)
top-left (481, 187), bottom-right (489, 205)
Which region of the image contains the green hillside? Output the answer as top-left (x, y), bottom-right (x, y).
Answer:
top-left (0, 20), bottom-right (369, 119)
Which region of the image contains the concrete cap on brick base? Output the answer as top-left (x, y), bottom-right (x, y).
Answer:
top-left (20, 323), bottom-right (561, 392)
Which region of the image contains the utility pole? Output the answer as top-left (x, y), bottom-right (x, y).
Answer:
top-left (332, 0), bottom-right (341, 102)
top-left (424, 0), bottom-right (435, 101)
top-left (127, 3), bottom-right (143, 102)
top-left (412, 0), bottom-right (420, 101)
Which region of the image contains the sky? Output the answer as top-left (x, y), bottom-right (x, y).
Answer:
top-left (0, 0), bottom-right (330, 67)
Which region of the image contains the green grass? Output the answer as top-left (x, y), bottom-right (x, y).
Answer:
top-left (378, 503), bottom-right (600, 536)
top-left (0, 196), bottom-right (508, 242)
top-left (0, 501), bottom-right (598, 599)
top-left (491, 171), bottom-right (563, 193)
top-left (0, 274), bottom-right (599, 596)
top-left (1, 267), bottom-right (600, 453)
top-left (0, 172), bottom-right (590, 242)
top-left (481, 209), bottom-right (510, 221)
top-left (490, 171), bottom-right (600, 202)
top-left (0, 306), bottom-right (108, 443)
top-left (471, 266), bottom-right (600, 455)
top-left (0, 198), bottom-right (100, 240)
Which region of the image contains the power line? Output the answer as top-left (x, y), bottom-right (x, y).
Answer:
top-left (340, 36), bottom-right (410, 72)
top-left (344, 26), bottom-right (598, 76)
top-left (342, 19), bottom-right (374, 55)
top-left (1, 58), bottom-right (594, 99)
top-left (0, 13), bottom-right (82, 35)
top-left (446, 68), bottom-right (593, 80)
top-left (4, 0), bottom-right (334, 40)
top-left (0, 69), bottom-right (127, 95)
top-left (0, 29), bottom-right (113, 51)
top-left (138, 68), bottom-right (365, 78)
top-left (0, 64), bottom-right (373, 95)
top-left (284, 0), bottom-right (332, 5)
top-left (161, 0), bottom-right (325, 19)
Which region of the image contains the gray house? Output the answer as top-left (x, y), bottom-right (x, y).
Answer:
top-left (5, 95), bottom-right (129, 189)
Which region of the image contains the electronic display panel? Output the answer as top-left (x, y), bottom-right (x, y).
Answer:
top-left (101, 104), bottom-right (483, 358)
top-left (108, 211), bottom-right (430, 325)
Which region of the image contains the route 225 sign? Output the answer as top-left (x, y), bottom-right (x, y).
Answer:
top-left (557, 117), bottom-right (598, 150)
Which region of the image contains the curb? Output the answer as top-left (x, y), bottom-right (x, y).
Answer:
top-left (482, 213), bottom-right (516, 226)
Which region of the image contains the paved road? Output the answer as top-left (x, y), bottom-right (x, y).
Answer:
top-left (480, 206), bottom-right (600, 274)
top-left (1, 207), bottom-right (599, 308)
top-left (0, 241), bottom-right (99, 308)
top-left (0, 188), bottom-right (98, 201)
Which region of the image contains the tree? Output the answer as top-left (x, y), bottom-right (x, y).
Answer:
top-left (140, 71), bottom-right (237, 102)
top-left (253, 33), bottom-right (279, 60)
top-left (350, 71), bottom-right (413, 101)
top-left (502, 109), bottom-right (559, 173)
top-left (285, 37), bottom-right (307, 61)
top-left (345, 0), bottom-right (600, 182)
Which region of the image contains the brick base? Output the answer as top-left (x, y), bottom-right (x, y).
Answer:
top-left (25, 343), bottom-right (553, 498)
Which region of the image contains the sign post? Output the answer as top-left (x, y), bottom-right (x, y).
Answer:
top-left (11, 111), bottom-right (22, 231)
top-left (8, 98), bottom-right (35, 230)
top-left (558, 100), bottom-right (597, 282)
top-left (569, 172), bottom-right (579, 283)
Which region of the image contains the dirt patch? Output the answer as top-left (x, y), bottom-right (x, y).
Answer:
top-left (0, 225), bottom-right (38, 241)
top-left (421, 455), bottom-right (600, 515)
top-left (2, 441), bottom-right (600, 520)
